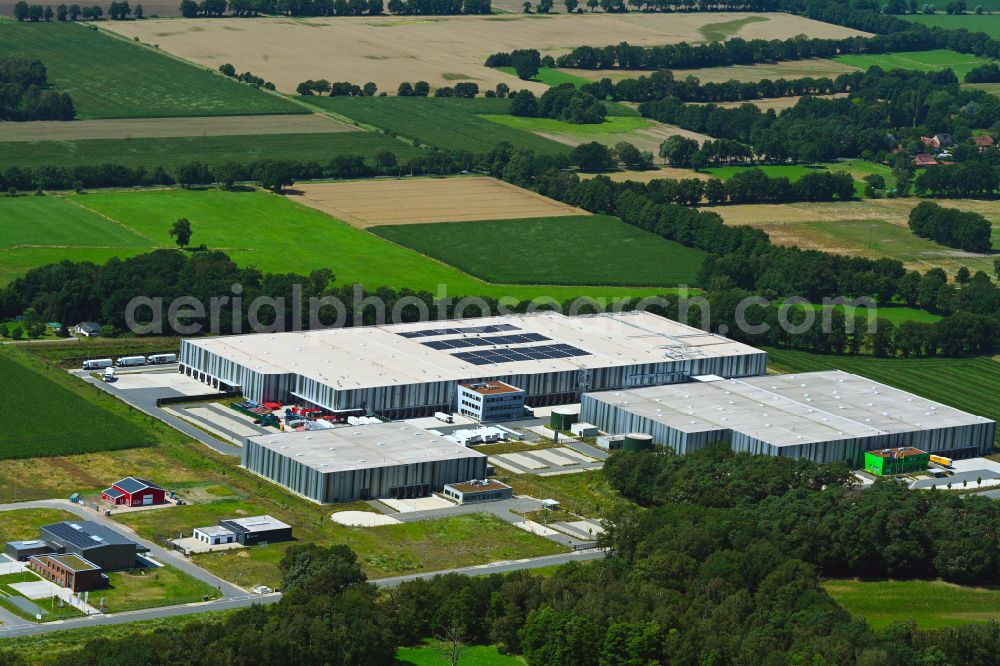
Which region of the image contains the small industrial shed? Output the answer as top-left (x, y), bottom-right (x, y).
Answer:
top-left (443, 480), bottom-right (513, 504)
top-left (193, 525), bottom-right (237, 546)
top-left (218, 515), bottom-right (292, 546)
top-left (101, 477), bottom-right (166, 507)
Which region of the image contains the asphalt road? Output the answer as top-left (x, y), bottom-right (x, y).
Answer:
top-left (0, 548), bottom-right (606, 639)
top-left (71, 370), bottom-right (242, 457)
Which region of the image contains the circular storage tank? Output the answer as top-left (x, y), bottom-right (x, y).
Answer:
top-left (623, 433), bottom-right (654, 452)
top-left (550, 407), bottom-right (579, 431)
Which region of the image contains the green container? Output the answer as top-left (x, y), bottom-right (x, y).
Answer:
top-left (623, 433), bottom-right (654, 452)
top-left (550, 408), bottom-right (578, 431)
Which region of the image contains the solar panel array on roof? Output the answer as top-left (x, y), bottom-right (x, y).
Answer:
top-left (398, 323), bottom-right (520, 338)
top-left (422, 333), bottom-right (549, 350)
top-left (114, 477), bottom-right (159, 494)
top-left (453, 344), bottom-right (591, 366)
top-left (42, 521), bottom-right (137, 549)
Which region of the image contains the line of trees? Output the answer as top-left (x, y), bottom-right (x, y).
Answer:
top-left (909, 201), bottom-right (994, 252)
top-left (296, 79), bottom-right (379, 96)
top-left (178, 0), bottom-right (487, 17)
top-left (216, 63), bottom-right (275, 90)
top-left (13, 0), bottom-right (142, 18)
top-left (0, 57), bottom-right (74, 121)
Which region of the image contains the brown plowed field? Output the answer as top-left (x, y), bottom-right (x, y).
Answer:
top-left (289, 176), bottom-right (588, 227)
top-left (102, 13), bottom-right (867, 94)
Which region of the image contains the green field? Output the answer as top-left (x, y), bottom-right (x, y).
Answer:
top-left (0, 20), bottom-right (299, 119)
top-left (481, 114), bottom-right (652, 136)
top-left (0, 508), bottom-right (79, 543)
top-left (303, 97), bottom-right (569, 154)
top-left (0, 132), bottom-right (424, 171)
top-left (398, 643), bottom-right (525, 666)
top-left (43, 188), bottom-right (671, 301)
top-left (824, 579), bottom-right (1000, 629)
top-left (701, 160), bottom-right (896, 197)
top-left (834, 49), bottom-right (992, 79)
top-left (698, 15), bottom-right (771, 42)
top-left (373, 215), bottom-right (706, 287)
top-left (497, 66), bottom-right (592, 88)
top-left (807, 304), bottom-right (941, 325)
top-left (766, 348), bottom-right (1000, 441)
top-left (96, 566), bottom-right (221, 613)
top-left (0, 351), bottom-right (156, 459)
top-left (902, 12), bottom-right (1000, 39)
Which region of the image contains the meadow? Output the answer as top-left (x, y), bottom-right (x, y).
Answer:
top-left (397, 644), bottom-right (525, 666)
top-left (64, 188), bottom-right (672, 300)
top-left (496, 66), bottom-right (592, 88)
top-left (833, 49), bottom-right (992, 79)
top-left (98, 566), bottom-right (221, 613)
top-left (902, 12), bottom-right (1000, 40)
top-left (0, 131), bottom-right (422, 171)
top-left (823, 579), bottom-right (1000, 629)
top-left (766, 348), bottom-right (1000, 439)
top-left (0, 19), bottom-right (299, 119)
top-left (304, 97), bottom-right (568, 154)
top-left (373, 215), bottom-right (707, 287)
top-left (0, 351), bottom-right (157, 459)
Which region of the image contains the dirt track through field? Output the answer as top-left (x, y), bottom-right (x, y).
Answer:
top-left (102, 14), bottom-right (867, 94)
top-left (0, 114), bottom-right (357, 142)
top-left (289, 176), bottom-right (588, 227)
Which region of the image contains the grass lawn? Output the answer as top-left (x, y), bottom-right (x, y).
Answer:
top-left (481, 114), bottom-right (651, 136)
top-left (0, 572), bottom-right (83, 623)
top-left (834, 49), bottom-right (992, 79)
top-left (63, 188), bottom-right (672, 301)
top-left (116, 500), bottom-right (565, 588)
top-left (0, 19), bottom-right (299, 119)
top-left (766, 348), bottom-right (1000, 443)
top-left (823, 579), bottom-right (1000, 629)
top-left (372, 215), bottom-right (707, 287)
top-left (0, 132), bottom-right (424, 172)
top-left (94, 565), bottom-right (220, 614)
top-left (304, 96), bottom-right (568, 154)
top-left (703, 164), bottom-right (833, 181)
top-left (0, 509), bottom-right (79, 543)
top-left (805, 304), bottom-right (942, 325)
top-left (497, 66), bottom-right (592, 88)
top-left (0, 349), bottom-right (156, 459)
top-left (495, 469), bottom-right (630, 519)
top-left (398, 643), bottom-right (525, 666)
top-left (901, 12), bottom-right (1000, 39)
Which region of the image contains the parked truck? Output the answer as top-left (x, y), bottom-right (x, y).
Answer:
top-left (82, 358), bottom-right (113, 370)
top-left (147, 353), bottom-right (178, 364)
top-left (435, 411), bottom-right (454, 424)
top-left (102, 367), bottom-right (116, 382)
top-left (929, 454), bottom-right (953, 468)
top-left (116, 355), bottom-right (147, 367)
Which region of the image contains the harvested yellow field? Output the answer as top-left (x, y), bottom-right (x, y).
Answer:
top-left (290, 176), bottom-right (588, 227)
top-left (0, 114), bottom-right (356, 142)
top-left (569, 57), bottom-right (860, 86)
top-left (580, 167), bottom-right (712, 183)
top-left (706, 92), bottom-right (849, 111)
top-left (709, 198), bottom-right (1000, 277)
top-left (102, 14), bottom-right (866, 94)
top-left (537, 119), bottom-right (710, 154)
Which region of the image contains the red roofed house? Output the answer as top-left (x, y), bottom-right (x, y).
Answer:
top-left (101, 477), bottom-right (166, 507)
top-left (974, 135), bottom-right (994, 150)
top-left (913, 153), bottom-right (938, 167)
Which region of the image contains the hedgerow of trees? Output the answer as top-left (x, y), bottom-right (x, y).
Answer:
top-left (0, 57), bottom-right (74, 121)
top-left (177, 0), bottom-right (488, 17)
top-left (908, 201), bottom-right (993, 252)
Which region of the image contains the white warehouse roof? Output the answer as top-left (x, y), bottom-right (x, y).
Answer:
top-left (183, 311), bottom-right (762, 390)
top-left (245, 422), bottom-right (485, 474)
top-left (585, 370), bottom-right (994, 448)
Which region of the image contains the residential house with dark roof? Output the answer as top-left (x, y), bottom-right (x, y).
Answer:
top-left (74, 322), bottom-right (101, 337)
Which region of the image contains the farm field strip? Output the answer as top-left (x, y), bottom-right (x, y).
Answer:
top-left (483, 114), bottom-right (711, 152)
top-left (0, 131), bottom-right (420, 170)
top-left (902, 13), bottom-right (1000, 40)
top-left (0, 114), bottom-right (357, 142)
top-left (833, 48), bottom-right (992, 79)
top-left (707, 197), bottom-right (1000, 277)
top-left (0, 19), bottom-right (300, 119)
top-left (564, 57), bottom-right (860, 86)
top-left (372, 214), bottom-right (707, 287)
top-left (101, 13), bottom-right (867, 95)
top-left (290, 176), bottom-right (588, 226)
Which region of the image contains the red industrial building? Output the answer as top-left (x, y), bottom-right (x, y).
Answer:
top-left (101, 477), bottom-right (166, 507)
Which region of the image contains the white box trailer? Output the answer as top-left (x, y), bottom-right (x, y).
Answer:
top-left (116, 356), bottom-right (147, 367)
top-left (82, 358), bottom-right (113, 370)
top-left (148, 353), bottom-right (178, 364)
top-left (435, 411), bottom-right (454, 423)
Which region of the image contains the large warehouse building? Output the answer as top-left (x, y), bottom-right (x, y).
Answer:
top-left (242, 423), bottom-right (488, 503)
top-left (580, 371), bottom-right (996, 464)
top-left (179, 312), bottom-right (766, 419)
